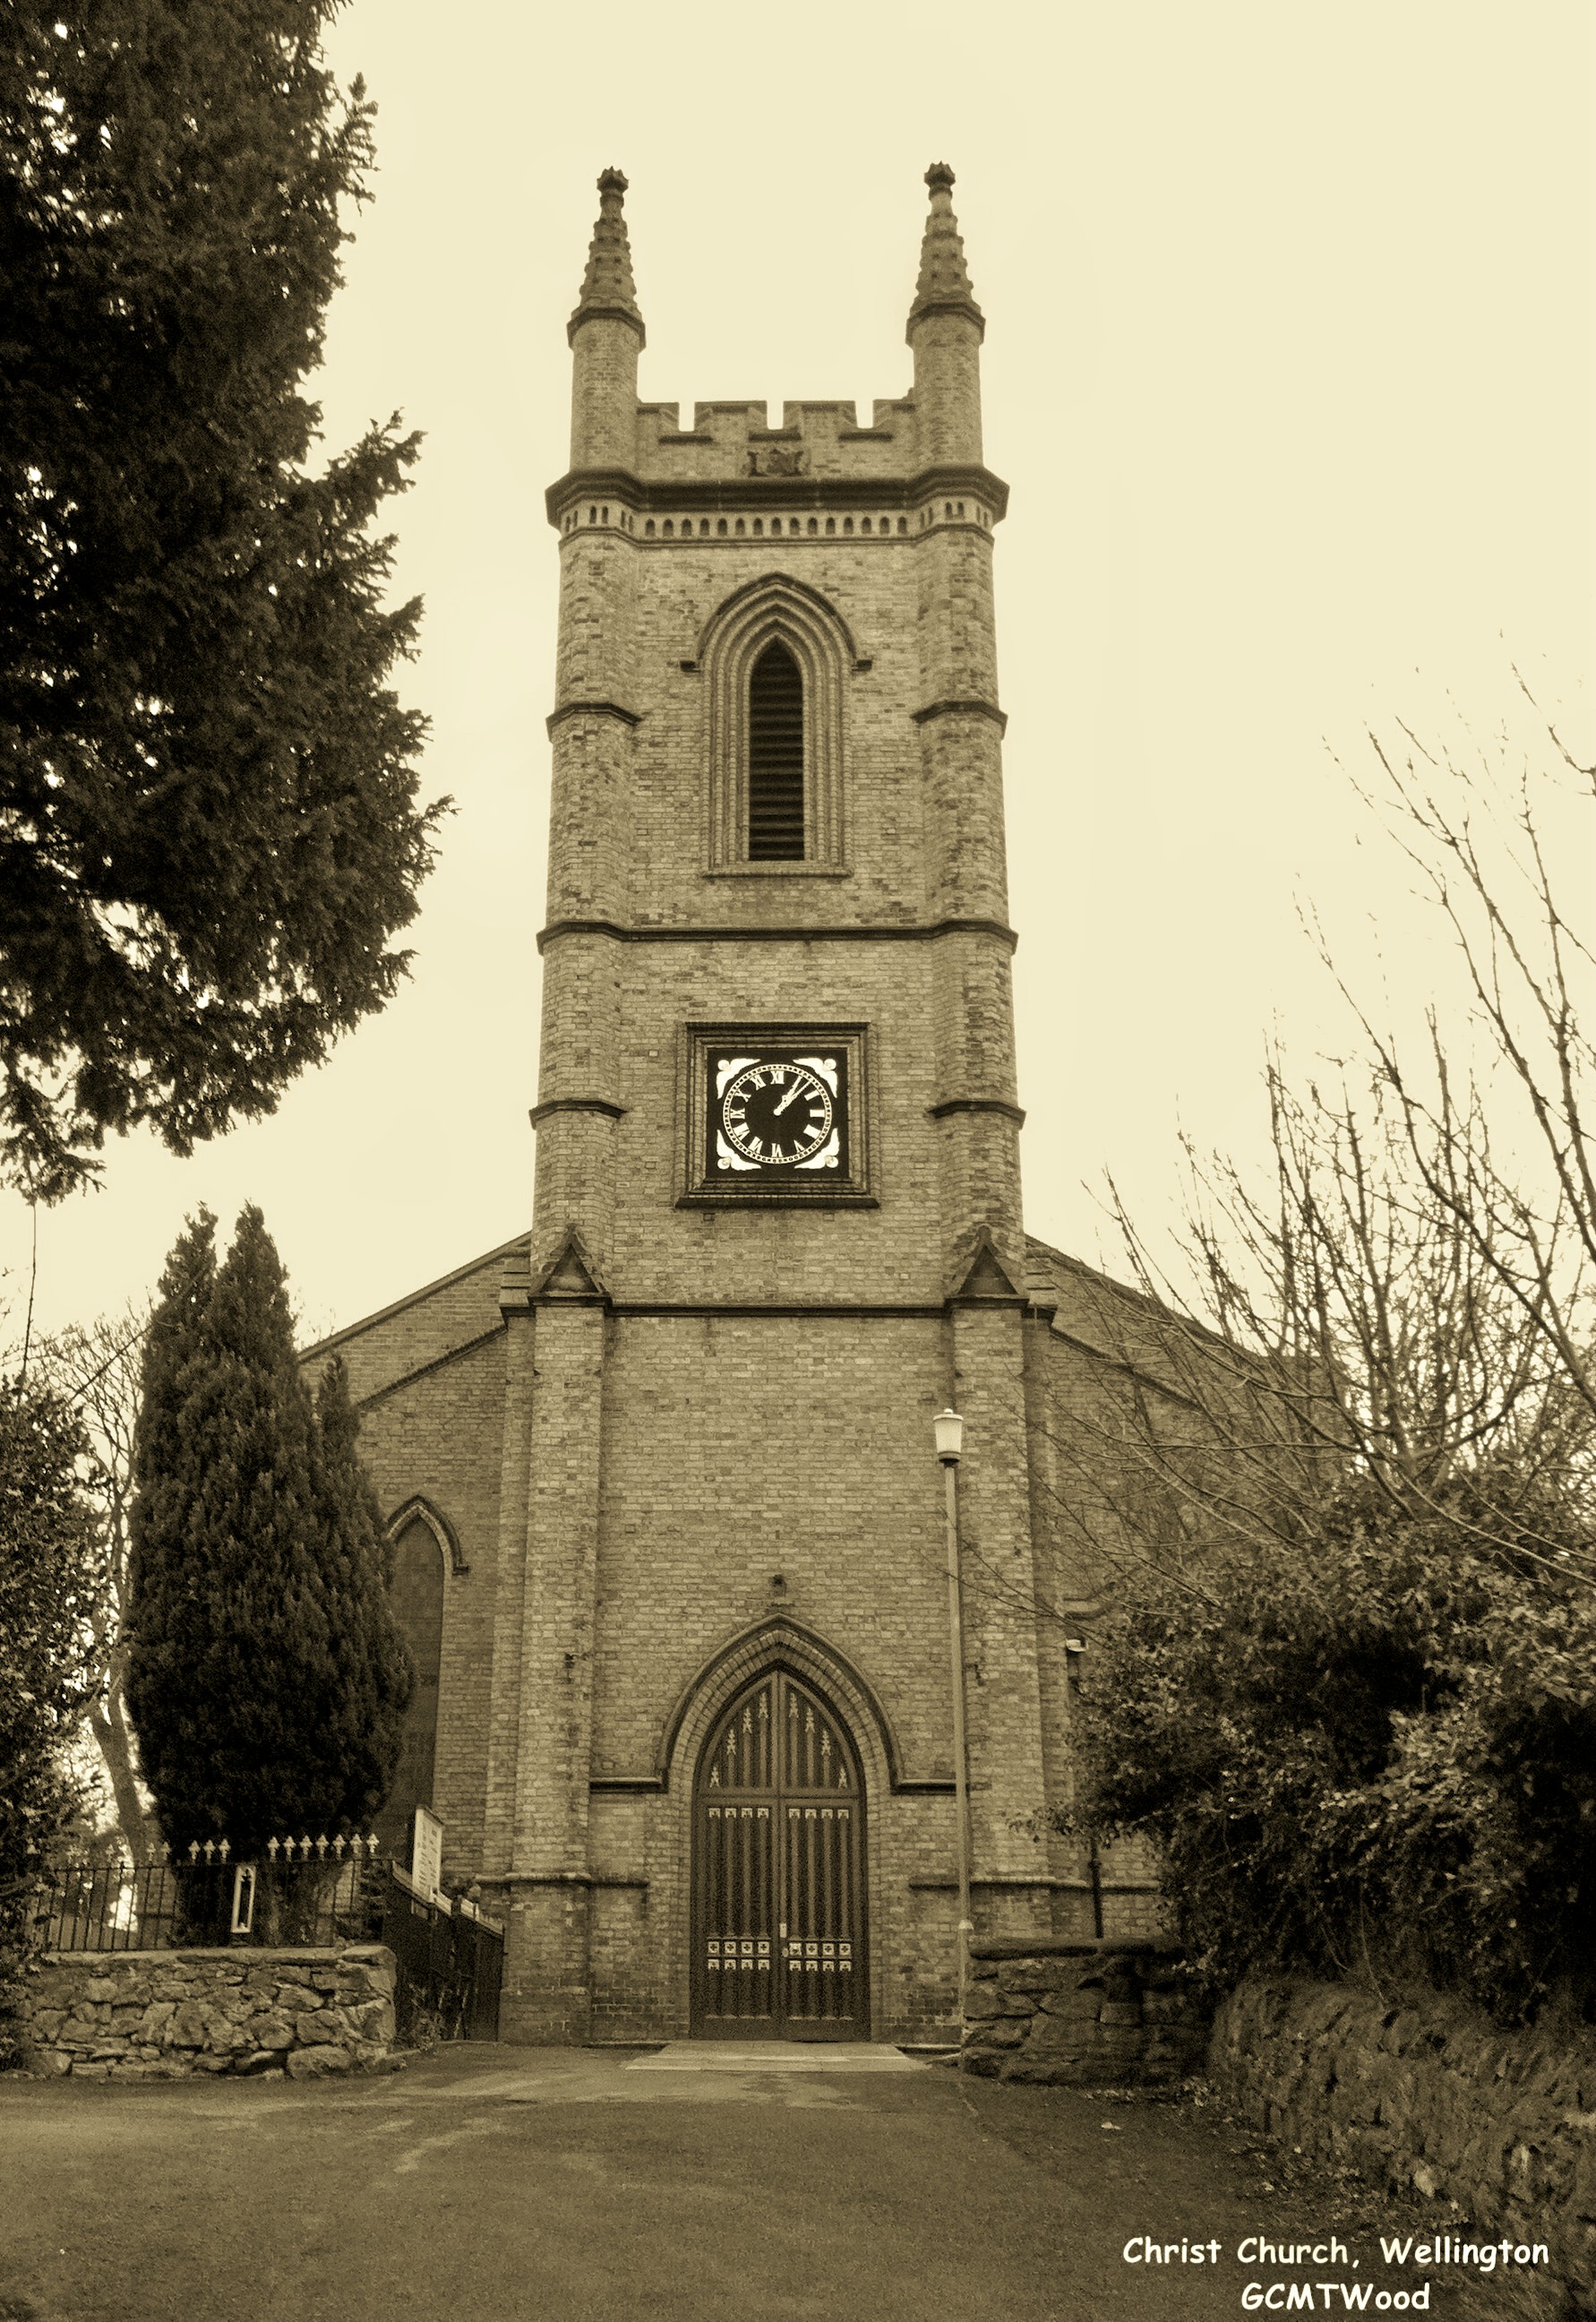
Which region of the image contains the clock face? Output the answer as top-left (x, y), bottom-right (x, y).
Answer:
top-left (709, 1051), bottom-right (845, 1176)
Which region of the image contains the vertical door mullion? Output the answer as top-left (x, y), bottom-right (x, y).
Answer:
top-left (775, 1673), bottom-right (788, 2033)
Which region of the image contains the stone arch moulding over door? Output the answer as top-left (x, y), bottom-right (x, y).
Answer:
top-left (699, 574), bottom-right (858, 871)
top-left (656, 1614), bottom-right (902, 1795)
top-left (377, 1498), bottom-right (459, 1854)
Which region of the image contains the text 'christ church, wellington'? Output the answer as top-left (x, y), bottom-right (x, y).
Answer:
top-left (304, 167), bottom-right (1161, 2042)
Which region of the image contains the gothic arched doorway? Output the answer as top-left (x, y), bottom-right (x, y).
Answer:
top-left (691, 1668), bottom-right (868, 2041)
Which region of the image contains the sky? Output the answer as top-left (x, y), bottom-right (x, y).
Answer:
top-left (4, 0), bottom-right (1592, 1346)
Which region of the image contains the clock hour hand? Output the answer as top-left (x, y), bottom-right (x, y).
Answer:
top-left (773, 1073), bottom-right (804, 1116)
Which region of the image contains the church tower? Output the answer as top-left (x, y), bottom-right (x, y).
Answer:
top-left (306, 168), bottom-right (1144, 2046)
top-left (478, 163), bottom-right (1068, 2042)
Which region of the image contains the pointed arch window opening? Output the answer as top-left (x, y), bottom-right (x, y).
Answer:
top-left (746, 639), bottom-right (807, 862)
top-left (701, 578), bottom-right (850, 873)
top-left (376, 1513), bottom-right (445, 1853)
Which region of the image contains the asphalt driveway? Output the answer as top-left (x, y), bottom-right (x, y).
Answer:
top-left (0, 2044), bottom-right (1519, 2322)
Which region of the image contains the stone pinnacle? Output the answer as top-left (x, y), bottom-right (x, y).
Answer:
top-left (570, 166), bottom-right (645, 345)
top-left (909, 161), bottom-right (983, 334)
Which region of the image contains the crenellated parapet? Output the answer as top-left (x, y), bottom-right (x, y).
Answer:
top-left (554, 168), bottom-right (1005, 533)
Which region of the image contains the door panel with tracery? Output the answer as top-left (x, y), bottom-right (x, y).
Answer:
top-left (692, 1671), bottom-right (867, 2040)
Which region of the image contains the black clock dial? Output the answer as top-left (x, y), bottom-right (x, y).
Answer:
top-left (706, 1049), bottom-right (846, 1178)
top-left (690, 1032), bottom-right (865, 1201)
top-left (721, 1059), bottom-right (834, 1165)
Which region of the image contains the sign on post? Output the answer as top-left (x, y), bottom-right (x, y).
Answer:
top-left (410, 1805), bottom-right (445, 1904)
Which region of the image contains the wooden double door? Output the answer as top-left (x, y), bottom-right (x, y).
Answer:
top-left (691, 1670), bottom-right (867, 2040)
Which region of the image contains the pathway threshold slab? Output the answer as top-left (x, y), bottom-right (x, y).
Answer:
top-left (625, 2041), bottom-right (924, 2072)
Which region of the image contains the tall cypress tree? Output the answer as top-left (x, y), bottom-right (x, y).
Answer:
top-left (125, 1205), bottom-right (411, 1854)
top-left (313, 1353), bottom-right (411, 1831)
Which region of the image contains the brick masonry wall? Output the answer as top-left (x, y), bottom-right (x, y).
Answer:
top-left (591, 1315), bottom-right (950, 1781)
top-left (963, 1939), bottom-right (1206, 2085)
top-left (1209, 1976), bottom-right (1596, 2319)
top-left (345, 1330), bottom-right (509, 1875)
top-left (10, 1946), bottom-right (397, 2081)
top-left (301, 1242), bottom-right (520, 1409)
top-left (594, 945), bottom-right (956, 1303)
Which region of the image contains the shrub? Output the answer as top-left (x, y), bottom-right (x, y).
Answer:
top-left (0, 1376), bottom-right (107, 2041)
top-left (1069, 1469), bottom-right (1596, 2023)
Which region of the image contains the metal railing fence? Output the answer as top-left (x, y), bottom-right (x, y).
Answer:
top-left (30, 1836), bottom-right (387, 1953)
top-left (29, 1841), bottom-right (505, 2039)
top-left (380, 1867), bottom-right (504, 2041)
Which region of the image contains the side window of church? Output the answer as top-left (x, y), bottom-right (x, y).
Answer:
top-left (747, 640), bottom-right (805, 860)
top-left (381, 1517), bottom-right (444, 1841)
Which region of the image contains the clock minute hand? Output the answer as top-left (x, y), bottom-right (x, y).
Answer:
top-left (773, 1077), bottom-right (804, 1116)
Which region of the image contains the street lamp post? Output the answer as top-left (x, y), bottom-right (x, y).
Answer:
top-left (933, 1409), bottom-right (974, 2062)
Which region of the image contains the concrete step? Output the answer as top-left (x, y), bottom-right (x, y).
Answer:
top-left (625, 2042), bottom-right (926, 2072)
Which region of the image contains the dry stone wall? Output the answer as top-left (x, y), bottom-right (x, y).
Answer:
top-left (11, 1945), bottom-right (397, 2081)
top-left (962, 1938), bottom-right (1206, 2085)
top-left (1209, 1976), bottom-right (1596, 2319)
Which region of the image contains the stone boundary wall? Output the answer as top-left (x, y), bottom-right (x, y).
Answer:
top-left (962, 1938), bottom-right (1206, 2085)
top-left (10, 1945), bottom-right (398, 2081)
top-left (1210, 1976), bottom-right (1596, 2319)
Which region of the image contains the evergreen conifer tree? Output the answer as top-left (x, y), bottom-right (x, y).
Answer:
top-left (2, 6), bottom-right (443, 1200)
top-left (125, 1206), bottom-right (411, 1855)
top-left (312, 1353), bottom-right (412, 1830)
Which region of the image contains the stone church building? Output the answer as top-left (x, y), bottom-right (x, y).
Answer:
top-left (305, 167), bottom-right (1161, 2044)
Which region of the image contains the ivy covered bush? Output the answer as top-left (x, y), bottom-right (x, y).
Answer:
top-left (1070, 1469), bottom-right (1596, 2025)
top-left (0, 1376), bottom-right (107, 2043)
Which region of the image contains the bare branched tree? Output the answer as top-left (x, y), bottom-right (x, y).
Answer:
top-left (1347, 681), bottom-right (1595, 1422)
top-left (1056, 692), bottom-right (1595, 1595)
top-left (30, 1305), bottom-right (155, 1856)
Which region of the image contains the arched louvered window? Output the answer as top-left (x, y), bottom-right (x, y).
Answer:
top-left (746, 640), bottom-right (806, 860)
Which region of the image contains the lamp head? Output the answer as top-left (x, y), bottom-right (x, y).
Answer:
top-left (932, 1409), bottom-right (965, 1465)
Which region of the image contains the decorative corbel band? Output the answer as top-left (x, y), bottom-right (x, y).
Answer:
top-left (906, 296), bottom-right (986, 338)
top-left (543, 461), bottom-right (1009, 528)
top-left (928, 1096), bottom-right (1027, 1125)
top-left (566, 304), bottom-right (646, 345)
top-left (528, 1097), bottom-right (626, 1129)
top-left (536, 915), bottom-right (1017, 953)
top-left (912, 697), bottom-right (1008, 732)
top-left (545, 700), bottom-right (642, 735)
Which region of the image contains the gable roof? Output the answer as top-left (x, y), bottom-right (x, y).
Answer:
top-left (297, 1234), bottom-right (528, 1365)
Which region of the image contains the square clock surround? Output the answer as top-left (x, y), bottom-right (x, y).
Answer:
top-left (677, 1023), bottom-right (875, 1208)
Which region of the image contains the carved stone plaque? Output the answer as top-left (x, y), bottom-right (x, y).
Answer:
top-left (747, 444), bottom-right (809, 477)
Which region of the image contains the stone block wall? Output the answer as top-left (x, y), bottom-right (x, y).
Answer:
top-left (11, 1946), bottom-right (398, 2082)
top-left (962, 1938), bottom-right (1206, 2085)
top-left (1209, 1976), bottom-right (1596, 2319)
